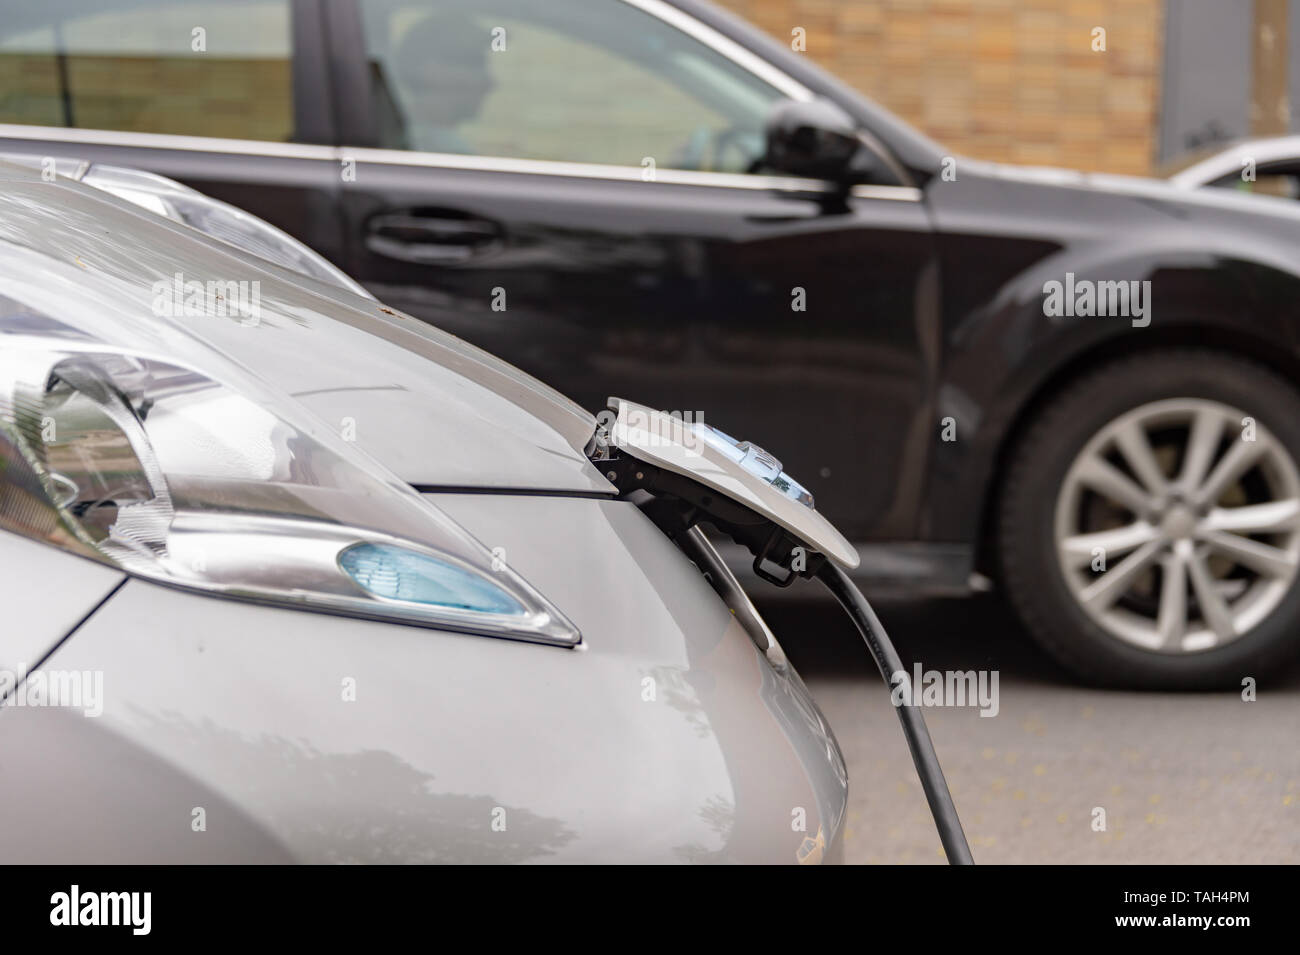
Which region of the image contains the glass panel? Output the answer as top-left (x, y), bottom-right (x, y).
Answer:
top-left (0, 0), bottom-right (294, 142)
top-left (357, 0), bottom-right (785, 173)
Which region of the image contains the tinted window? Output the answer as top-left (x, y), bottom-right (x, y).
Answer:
top-left (0, 0), bottom-right (294, 142)
top-left (357, 0), bottom-right (786, 173)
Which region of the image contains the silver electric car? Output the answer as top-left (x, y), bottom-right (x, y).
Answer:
top-left (0, 157), bottom-right (871, 864)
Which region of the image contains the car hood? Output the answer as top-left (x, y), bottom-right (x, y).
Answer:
top-left (951, 156), bottom-right (1300, 278)
top-left (0, 162), bottom-right (613, 494)
top-left (966, 156), bottom-right (1300, 226)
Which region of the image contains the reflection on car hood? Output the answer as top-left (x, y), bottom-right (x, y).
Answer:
top-left (0, 162), bottom-right (613, 494)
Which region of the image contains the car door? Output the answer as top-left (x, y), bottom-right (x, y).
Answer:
top-left (0, 0), bottom-right (345, 267)
top-left (326, 0), bottom-right (938, 542)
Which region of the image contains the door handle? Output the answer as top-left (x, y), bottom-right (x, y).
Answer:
top-left (364, 210), bottom-right (503, 265)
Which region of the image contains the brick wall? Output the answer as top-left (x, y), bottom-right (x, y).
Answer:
top-left (718, 0), bottom-right (1165, 175)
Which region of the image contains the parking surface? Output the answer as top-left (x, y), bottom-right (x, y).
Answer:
top-left (760, 592), bottom-right (1300, 864)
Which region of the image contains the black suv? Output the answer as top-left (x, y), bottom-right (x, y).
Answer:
top-left (7, 0), bottom-right (1300, 687)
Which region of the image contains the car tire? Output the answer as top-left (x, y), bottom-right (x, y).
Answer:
top-left (998, 349), bottom-right (1300, 687)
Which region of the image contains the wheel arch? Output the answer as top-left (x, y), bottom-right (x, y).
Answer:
top-left (971, 323), bottom-right (1300, 580)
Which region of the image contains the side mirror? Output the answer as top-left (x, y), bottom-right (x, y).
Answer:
top-left (763, 97), bottom-right (864, 183)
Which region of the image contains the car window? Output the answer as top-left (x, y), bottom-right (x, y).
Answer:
top-left (0, 0), bottom-right (294, 142)
top-left (356, 0), bottom-right (787, 174)
top-left (1208, 163), bottom-right (1300, 199)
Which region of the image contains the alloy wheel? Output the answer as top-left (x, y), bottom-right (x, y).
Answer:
top-left (1054, 398), bottom-right (1300, 653)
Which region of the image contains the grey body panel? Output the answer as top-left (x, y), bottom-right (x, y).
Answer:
top-left (0, 703), bottom-right (297, 863)
top-left (8, 497), bottom-right (846, 863)
top-left (0, 531), bottom-right (124, 677)
top-left (0, 160), bottom-right (610, 495)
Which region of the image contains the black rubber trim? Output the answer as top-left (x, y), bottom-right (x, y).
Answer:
top-left (411, 485), bottom-right (616, 499)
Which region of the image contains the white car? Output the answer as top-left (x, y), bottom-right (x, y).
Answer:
top-left (0, 157), bottom-right (970, 863)
top-left (1168, 135), bottom-right (1300, 198)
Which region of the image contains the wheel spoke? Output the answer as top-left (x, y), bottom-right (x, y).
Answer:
top-left (1156, 551), bottom-right (1187, 648)
top-left (1079, 539), bottom-right (1163, 611)
top-left (1186, 549), bottom-right (1236, 642)
top-left (1202, 530), bottom-right (1298, 579)
top-left (1202, 499), bottom-right (1300, 535)
top-left (1178, 407), bottom-right (1223, 491)
top-left (1195, 434), bottom-right (1268, 507)
top-left (1060, 522), bottom-right (1159, 568)
top-left (1055, 397), bottom-right (1300, 655)
top-left (1115, 419), bottom-right (1169, 494)
top-left (1076, 456), bottom-right (1153, 516)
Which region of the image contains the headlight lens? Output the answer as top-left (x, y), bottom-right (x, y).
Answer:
top-left (338, 543), bottom-right (525, 615)
top-left (0, 300), bottom-right (579, 647)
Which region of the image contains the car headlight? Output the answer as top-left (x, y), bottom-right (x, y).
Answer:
top-left (0, 300), bottom-right (579, 647)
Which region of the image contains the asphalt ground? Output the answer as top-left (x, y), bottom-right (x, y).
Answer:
top-left (760, 591), bottom-right (1300, 864)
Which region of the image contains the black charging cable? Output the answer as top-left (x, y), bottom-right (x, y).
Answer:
top-left (817, 562), bottom-right (975, 865)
